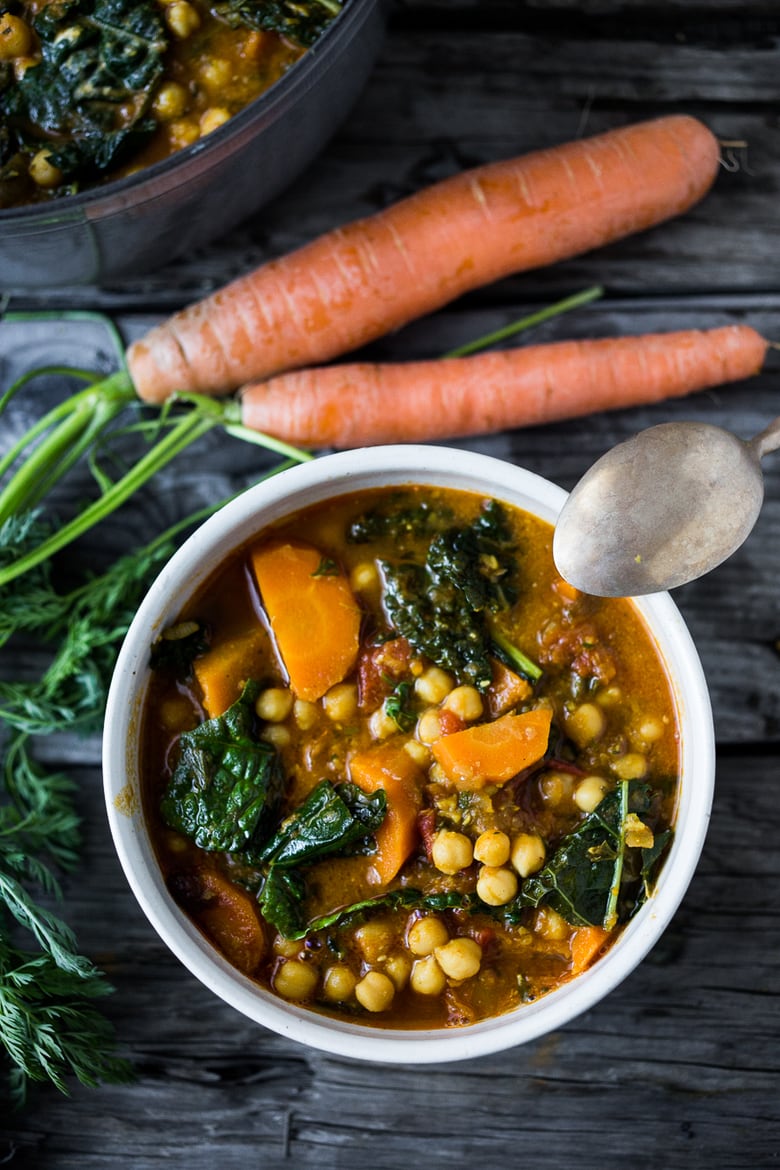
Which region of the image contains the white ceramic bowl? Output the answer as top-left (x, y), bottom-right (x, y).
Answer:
top-left (103, 445), bottom-right (715, 1063)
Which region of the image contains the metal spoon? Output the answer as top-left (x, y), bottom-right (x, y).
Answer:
top-left (552, 415), bottom-right (780, 596)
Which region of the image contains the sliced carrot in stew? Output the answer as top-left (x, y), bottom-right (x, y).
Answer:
top-left (349, 742), bottom-right (424, 885)
top-left (193, 630), bottom-right (267, 717)
top-left (431, 708), bottom-right (552, 790)
top-left (569, 925), bottom-right (611, 976)
top-left (250, 540), bottom-right (362, 703)
top-left (193, 869), bottom-right (267, 976)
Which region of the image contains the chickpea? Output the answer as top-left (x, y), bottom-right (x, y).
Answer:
top-left (410, 954), bottom-right (446, 996)
top-left (403, 739), bottom-right (430, 767)
top-left (294, 699), bottom-right (319, 730)
top-left (354, 920), bottom-right (395, 963)
top-left (168, 118), bottom-right (200, 149)
top-left (416, 708), bottom-right (442, 745)
top-left (165, 0), bottom-right (201, 37)
top-left (199, 58), bottom-right (232, 91)
top-left (597, 685), bottom-right (622, 708)
top-left (273, 934), bottom-right (301, 958)
top-left (612, 751), bottom-right (647, 781)
top-left (273, 959), bottom-right (318, 1000)
top-left (384, 952), bottom-right (412, 991)
top-left (199, 107), bottom-right (231, 136)
top-left (355, 970), bottom-right (395, 1013)
top-left (431, 829), bottom-right (473, 875)
top-left (574, 775), bottom-right (609, 813)
top-left (322, 682), bottom-right (358, 723)
top-left (442, 685), bottom-right (483, 722)
top-left (535, 906), bottom-right (569, 941)
top-left (28, 150), bottom-right (63, 190)
top-left (322, 964), bottom-right (358, 1003)
top-left (261, 724), bottom-right (290, 748)
top-left (637, 716), bottom-right (664, 744)
top-left (434, 937), bottom-right (482, 981)
top-left (407, 916), bottom-right (449, 957)
top-left (350, 561), bottom-right (379, 593)
top-left (0, 13), bottom-right (32, 58)
top-left (162, 620), bottom-right (200, 642)
top-left (369, 706), bottom-right (399, 740)
top-left (565, 701), bottom-right (607, 747)
top-left (538, 770), bottom-right (574, 807)
top-left (256, 686), bottom-right (293, 723)
top-left (510, 832), bottom-right (546, 878)
top-left (473, 828), bottom-right (510, 867)
top-left (152, 81), bottom-right (189, 121)
top-left (414, 666), bottom-right (454, 705)
top-left (476, 865), bottom-right (518, 906)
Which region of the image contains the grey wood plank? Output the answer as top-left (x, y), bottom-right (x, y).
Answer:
top-left (2, 751), bottom-right (778, 1169)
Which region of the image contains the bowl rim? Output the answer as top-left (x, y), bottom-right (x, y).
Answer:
top-left (103, 444), bottom-right (715, 1064)
top-left (0, 0), bottom-right (381, 222)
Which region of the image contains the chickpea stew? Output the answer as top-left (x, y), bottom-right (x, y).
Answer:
top-left (0, 0), bottom-right (342, 206)
top-left (142, 485), bottom-right (680, 1029)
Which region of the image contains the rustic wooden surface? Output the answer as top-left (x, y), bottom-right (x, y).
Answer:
top-left (2, 0), bottom-right (780, 1166)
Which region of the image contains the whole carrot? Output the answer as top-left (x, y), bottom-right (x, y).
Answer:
top-left (238, 325), bottom-right (768, 448)
top-left (128, 115), bottom-right (720, 404)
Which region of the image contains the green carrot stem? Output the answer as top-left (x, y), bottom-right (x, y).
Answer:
top-left (489, 622), bottom-right (543, 683)
top-left (0, 369), bottom-right (132, 484)
top-left (0, 407), bottom-right (93, 524)
top-left (0, 395), bottom-right (311, 586)
top-left (604, 779), bottom-right (630, 931)
top-left (442, 284), bottom-right (604, 359)
top-left (0, 373), bottom-right (135, 522)
top-left (0, 409), bottom-right (217, 587)
top-left (0, 365), bottom-right (103, 420)
top-left (221, 422), bottom-right (314, 463)
top-left (177, 393), bottom-right (315, 463)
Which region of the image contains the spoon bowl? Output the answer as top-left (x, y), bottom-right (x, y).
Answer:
top-left (553, 415), bottom-right (780, 596)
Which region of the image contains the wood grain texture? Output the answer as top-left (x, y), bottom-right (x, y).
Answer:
top-left (1, 753), bottom-right (778, 1168)
top-left (2, 0), bottom-right (780, 1165)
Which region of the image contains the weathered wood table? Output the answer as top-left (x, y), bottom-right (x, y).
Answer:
top-left (2, 0), bottom-right (779, 1165)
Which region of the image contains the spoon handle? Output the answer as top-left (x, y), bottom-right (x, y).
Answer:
top-left (752, 414), bottom-right (780, 459)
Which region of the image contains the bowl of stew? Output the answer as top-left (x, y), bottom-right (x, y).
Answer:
top-left (103, 445), bottom-right (715, 1062)
top-left (0, 0), bottom-right (384, 287)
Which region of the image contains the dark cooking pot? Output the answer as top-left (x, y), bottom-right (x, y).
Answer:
top-left (0, 0), bottom-right (385, 289)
